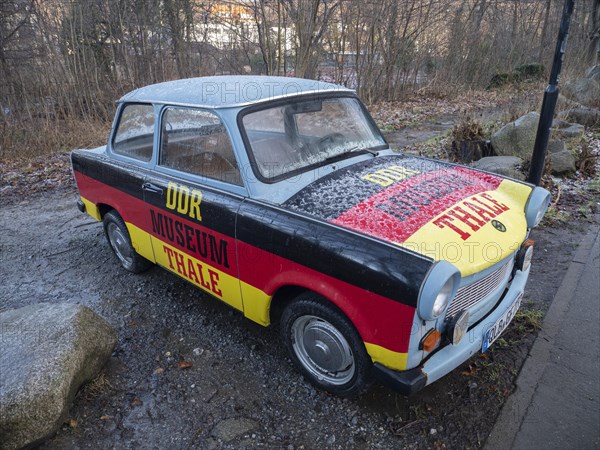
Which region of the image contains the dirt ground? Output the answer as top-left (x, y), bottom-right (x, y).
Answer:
top-left (0, 177), bottom-right (596, 449)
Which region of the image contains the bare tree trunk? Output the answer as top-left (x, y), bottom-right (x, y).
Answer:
top-left (590, 0), bottom-right (600, 64)
top-left (538, 0), bottom-right (552, 63)
top-left (285, 0), bottom-right (339, 79)
top-left (163, 0), bottom-right (193, 78)
top-left (253, 0), bottom-right (274, 74)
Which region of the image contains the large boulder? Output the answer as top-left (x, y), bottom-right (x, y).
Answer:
top-left (557, 107), bottom-right (600, 128)
top-left (472, 156), bottom-right (525, 180)
top-left (547, 140), bottom-right (576, 175)
top-left (490, 112), bottom-right (539, 159)
top-left (0, 303), bottom-right (117, 450)
top-left (585, 65), bottom-right (600, 82)
top-left (562, 78), bottom-right (600, 107)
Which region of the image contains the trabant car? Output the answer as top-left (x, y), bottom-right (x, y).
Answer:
top-left (71, 76), bottom-right (550, 397)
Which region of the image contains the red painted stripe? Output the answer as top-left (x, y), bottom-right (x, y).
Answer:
top-left (332, 167), bottom-right (502, 244)
top-left (236, 239), bottom-right (416, 352)
top-left (74, 171), bottom-right (238, 277)
top-left (75, 170), bottom-right (416, 352)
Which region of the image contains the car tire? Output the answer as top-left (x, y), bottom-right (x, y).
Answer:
top-left (103, 210), bottom-right (152, 273)
top-left (280, 292), bottom-right (372, 398)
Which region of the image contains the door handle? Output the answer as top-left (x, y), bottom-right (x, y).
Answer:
top-left (142, 182), bottom-right (163, 194)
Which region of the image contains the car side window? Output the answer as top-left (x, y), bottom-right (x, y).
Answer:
top-left (160, 107), bottom-right (242, 186)
top-left (112, 103), bottom-right (154, 162)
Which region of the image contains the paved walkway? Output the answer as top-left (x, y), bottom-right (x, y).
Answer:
top-left (487, 222), bottom-right (600, 450)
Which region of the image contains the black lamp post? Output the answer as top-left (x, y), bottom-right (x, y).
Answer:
top-left (527, 0), bottom-right (575, 185)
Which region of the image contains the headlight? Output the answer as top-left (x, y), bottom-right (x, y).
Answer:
top-left (433, 278), bottom-right (454, 317)
top-left (525, 186), bottom-right (551, 228)
top-left (417, 261), bottom-right (461, 321)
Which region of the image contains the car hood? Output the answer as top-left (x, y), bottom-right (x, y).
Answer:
top-left (283, 155), bottom-right (533, 276)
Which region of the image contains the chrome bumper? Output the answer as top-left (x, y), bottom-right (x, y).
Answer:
top-left (373, 266), bottom-right (530, 395)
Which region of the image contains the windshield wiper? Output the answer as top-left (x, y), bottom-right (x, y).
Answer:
top-left (324, 147), bottom-right (379, 163)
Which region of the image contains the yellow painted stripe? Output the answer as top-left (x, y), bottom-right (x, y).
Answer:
top-left (240, 282), bottom-right (272, 326)
top-left (127, 223), bottom-right (157, 263)
top-left (150, 237), bottom-right (244, 312)
top-left (400, 179), bottom-right (531, 276)
top-left (364, 343), bottom-right (408, 371)
top-left (80, 196), bottom-right (101, 221)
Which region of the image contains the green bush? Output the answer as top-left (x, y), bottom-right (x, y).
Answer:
top-left (514, 63), bottom-right (545, 80)
top-left (488, 63), bottom-right (545, 88)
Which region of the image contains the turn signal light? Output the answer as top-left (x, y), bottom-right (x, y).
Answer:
top-left (420, 329), bottom-right (442, 352)
top-left (516, 239), bottom-right (535, 272)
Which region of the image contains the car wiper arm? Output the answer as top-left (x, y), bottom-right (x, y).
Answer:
top-left (324, 147), bottom-right (379, 163)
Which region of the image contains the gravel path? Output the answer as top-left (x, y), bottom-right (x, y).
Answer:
top-left (0, 188), bottom-right (592, 449)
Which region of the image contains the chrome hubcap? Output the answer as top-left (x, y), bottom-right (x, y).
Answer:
top-left (291, 315), bottom-right (355, 385)
top-left (107, 222), bottom-right (133, 267)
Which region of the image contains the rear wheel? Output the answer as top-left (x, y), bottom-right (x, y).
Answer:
top-left (103, 210), bottom-right (152, 273)
top-left (280, 293), bottom-right (371, 398)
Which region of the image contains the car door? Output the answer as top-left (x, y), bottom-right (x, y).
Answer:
top-left (142, 105), bottom-right (245, 311)
top-left (105, 102), bottom-right (157, 264)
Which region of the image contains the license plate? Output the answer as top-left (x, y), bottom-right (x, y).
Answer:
top-left (481, 292), bottom-right (523, 352)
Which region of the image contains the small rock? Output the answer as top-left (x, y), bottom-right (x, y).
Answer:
top-left (327, 435), bottom-right (336, 445)
top-left (551, 120), bottom-right (585, 140)
top-left (211, 417), bottom-right (259, 443)
top-left (430, 428), bottom-right (438, 435)
top-left (547, 140), bottom-right (566, 154)
top-left (193, 347), bottom-right (204, 356)
top-left (473, 156), bottom-right (525, 180)
top-left (177, 360), bottom-right (192, 369)
top-left (549, 148), bottom-right (576, 175)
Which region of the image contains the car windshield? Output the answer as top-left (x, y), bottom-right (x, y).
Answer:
top-left (241, 96), bottom-right (387, 180)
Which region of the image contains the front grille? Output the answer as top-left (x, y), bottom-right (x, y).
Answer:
top-left (446, 259), bottom-right (514, 318)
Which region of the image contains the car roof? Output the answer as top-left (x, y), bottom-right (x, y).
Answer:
top-left (119, 75), bottom-right (354, 108)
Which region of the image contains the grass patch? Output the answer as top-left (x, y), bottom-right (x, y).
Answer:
top-left (81, 371), bottom-right (112, 400)
top-left (541, 206), bottom-right (571, 226)
top-left (409, 403), bottom-right (428, 421)
top-left (378, 123), bottom-right (396, 133)
top-left (492, 337), bottom-right (510, 349)
top-left (478, 361), bottom-right (503, 383)
top-left (577, 203), bottom-right (595, 218)
top-left (512, 308), bottom-right (544, 334)
top-left (0, 117), bottom-right (110, 161)
top-left (588, 177), bottom-right (600, 193)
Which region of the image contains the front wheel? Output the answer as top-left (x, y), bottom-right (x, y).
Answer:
top-left (280, 293), bottom-right (372, 398)
top-left (103, 210), bottom-right (152, 273)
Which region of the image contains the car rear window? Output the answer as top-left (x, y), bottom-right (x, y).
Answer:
top-left (112, 103), bottom-right (154, 162)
